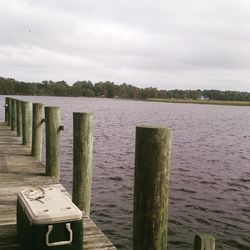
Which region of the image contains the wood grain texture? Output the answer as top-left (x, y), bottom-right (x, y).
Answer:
top-left (194, 234), bottom-right (215, 250)
top-left (16, 100), bottom-right (22, 138)
top-left (0, 122), bottom-right (116, 250)
top-left (31, 103), bottom-right (44, 160)
top-left (72, 112), bottom-right (93, 216)
top-left (21, 101), bottom-right (32, 145)
top-left (45, 106), bottom-right (60, 181)
top-left (7, 98), bottom-right (12, 126)
top-left (10, 99), bottom-right (16, 132)
top-left (133, 126), bottom-right (172, 250)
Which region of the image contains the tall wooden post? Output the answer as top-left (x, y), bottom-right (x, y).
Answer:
top-left (7, 98), bottom-right (12, 126)
top-left (133, 126), bottom-right (172, 250)
top-left (11, 99), bottom-right (17, 132)
top-left (5, 97), bottom-right (9, 124)
top-left (21, 101), bottom-right (32, 145)
top-left (194, 234), bottom-right (215, 250)
top-left (45, 107), bottom-right (61, 181)
top-left (16, 100), bottom-right (22, 137)
top-left (10, 98), bottom-right (13, 129)
top-left (31, 103), bottom-right (44, 160)
top-left (72, 113), bottom-right (93, 216)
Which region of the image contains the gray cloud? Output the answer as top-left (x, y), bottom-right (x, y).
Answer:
top-left (0, 0), bottom-right (250, 91)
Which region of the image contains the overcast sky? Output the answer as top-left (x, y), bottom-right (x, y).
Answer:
top-left (1, 0), bottom-right (250, 91)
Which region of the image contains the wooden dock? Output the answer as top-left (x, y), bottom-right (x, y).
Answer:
top-left (0, 122), bottom-right (116, 250)
top-left (1, 96), bottom-right (216, 250)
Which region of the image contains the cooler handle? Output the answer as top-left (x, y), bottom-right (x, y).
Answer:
top-left (46, 223), bottom-right (73, 247)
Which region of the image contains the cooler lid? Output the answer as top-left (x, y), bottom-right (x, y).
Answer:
top-left (18, 187), bottom-right (82, 224)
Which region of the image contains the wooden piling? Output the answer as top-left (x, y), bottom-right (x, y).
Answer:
top-left (7, 98), bottom-right (12, 126)
top-left (72, 112), bottom-right (93, 216)
top-left (31, 103), bottom-right (44, 160)
top-left (8, 98), bottom-right (12, 127)
top-left (45, 106), bottom-right (61, 181)
top-left (133, 126), bottom-right (172, 250)
top-left (16, 100), bottom-right (22, 137)
top-left (194, 234), bottom-right (215, 250)
top-left (10, 98), bottom-right (13, 129)
top-left (11, 99), bottom-right (17, 132)
top-left (21, 101), bottom-right (32, 145)
top-left (5, 97), bottom-right (9, 124)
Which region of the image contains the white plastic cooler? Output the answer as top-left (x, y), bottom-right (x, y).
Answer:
top-left (17, 186), bottom-right (83, 250)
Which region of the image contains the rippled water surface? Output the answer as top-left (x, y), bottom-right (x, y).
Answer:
top-left (1, 96), bottom-right (250, 249)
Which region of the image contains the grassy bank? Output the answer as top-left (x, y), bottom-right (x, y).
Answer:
top-left (147, 98), bottom-right (250, 106)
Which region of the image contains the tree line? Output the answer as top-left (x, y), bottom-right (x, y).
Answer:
top-left (1, 76), bottom-right (250, 101)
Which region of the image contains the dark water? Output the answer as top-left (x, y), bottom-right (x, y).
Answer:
top-left (1, 96), bottom-right (250, 249)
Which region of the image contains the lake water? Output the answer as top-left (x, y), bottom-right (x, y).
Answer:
top-left (1, 96), bottom-right (250, 249)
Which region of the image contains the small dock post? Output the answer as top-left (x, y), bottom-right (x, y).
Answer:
top-left (5, 97), bottom-right (9, 124)
top-left (10, 99), bottom-right (17, 131)
top-left (45, 106), bottom-right (62, 181)
top-left (8, 98), bottom-right (12, 128)
top-left (194, 234), bottom-right (215, 250)
top-left (7, 98), bottom-right (12, 126)
top-left (21, 101), bottom-right (33, 145)
top-left (16, 100), bottom-right (22, 137)
top-left (31, 103), bottom-right (44, 160)
top-left (9, 98), bottom-right (13, 130)
top-left (72, 112), bottom-right (93, 216)
top-left (133, 126), bottom-right (172, 250)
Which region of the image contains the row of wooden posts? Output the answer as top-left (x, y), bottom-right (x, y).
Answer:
top-left (4, 97), bottom-right (92, 215)
top-left (4, 97), bottom-right (215, 250)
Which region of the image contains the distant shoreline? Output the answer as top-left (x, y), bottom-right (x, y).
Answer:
top-left (146, 98), bottom-right (250, 106)
top-left (3, 94), bottom-right (250, 106)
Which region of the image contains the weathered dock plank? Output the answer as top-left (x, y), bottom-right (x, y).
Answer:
top-left (0, 122), bottom-right (116, 249)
